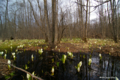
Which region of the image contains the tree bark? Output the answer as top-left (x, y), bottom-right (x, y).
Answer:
top-left (44, 0), bottom-right (52, 45)
top-left (84, 0), bottom-right (89, 42)
top-left (110, 0), bottom-right (118, 43)
top-left (54, 0), bottom-right (58, 44)
top-left (51, 0), bottom-right (58, 47)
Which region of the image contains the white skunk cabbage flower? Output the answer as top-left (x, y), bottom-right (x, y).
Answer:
top-left (0, 51), bottom-right (4, 55)
top-left (115, 77), bottom-right (119, 80)
top-left (12, 52), bottom-right (15, 56)
top-left (99, 47), bottom-right (101, 50)
top-left (8, 60), bottom-right (11, 64)
top-left (51, 66), bottom-right (54, 73)
top-left (13, 55), bottom-right (16, 60)
top-left (4, 54), bottom-right (7, 59)
top-left (32, 72), bottom-right (35, 76)
top-left (8, 60), bottom-right (11, 69)
top-left (77, 67), bottom-right (80, 72)
top-left (38, 49), bottom-right (43, 55)
top-left (62, 55), bottom-right (67, 64)
top-left (31, 54), bottom-right (34, 61)
top-left (88, 58), bottom-right (92, 65)
top-left (51, 66), bottom-right (54, 76)
top-left (27, 73), bottom-right (30, 80)
top-left (99, 54), bottom-right (101, 57)
top-left (75, 61), bottom-right (82, 72)
top-left (78, 61), bottom-right (82, 67)
top-left (99, 53), bottom-right (102, 60)
top-left (67, 51), bottom-right (73, 58)
top-left (25, 64), bottom-right (29, 70)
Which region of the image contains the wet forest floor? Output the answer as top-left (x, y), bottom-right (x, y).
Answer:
top-left (0, 38), bottom-right (120, 80)
top-left (17, 39), bottom-right (120, 57)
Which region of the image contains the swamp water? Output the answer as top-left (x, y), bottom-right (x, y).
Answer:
top-left (1, 50), bottom-right (120, 80)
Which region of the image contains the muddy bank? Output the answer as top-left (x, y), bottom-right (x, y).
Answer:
top-left (18, 43), bottom-right (120, 57)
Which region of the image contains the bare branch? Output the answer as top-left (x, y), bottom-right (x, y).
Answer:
top-left (0, 62), bottom-right (43, 80)
top-left (75, 0), bottom-right (110, 8)
top-left (28, 0), bottom-right (45, 33)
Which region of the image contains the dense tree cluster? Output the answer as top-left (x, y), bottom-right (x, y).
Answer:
top-left (0, 0), bottom-right (120, 44)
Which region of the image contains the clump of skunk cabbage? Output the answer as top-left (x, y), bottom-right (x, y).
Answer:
top-left (99, 53), bottom-right (102, 60)
top-left (12, 52), bottom-right (16, 60)
top-left (27, 73), bottom-right (30, 80)
top-left (61, 55), bottom-right (67, 64)
top-left (4, 54), bottom-right (7, 59)
top-left (75, 61), bottom-right (82, 72)
top-left (31, 54), bottom-right (34, 62)
top-left (38, 49), bottom-right (43, 55)
top-left (51, 66), bottom-right (54, 76)
top-left (8, 60), bottom-right (11, 70)
top-left (67, 51), bottom-right (73, 59)
top-left (88, 58), bottom-right (92, 66)
top-left (25, 64), bottom-right (29, 70)
top-left (0, 51), bottom-right (3, 56)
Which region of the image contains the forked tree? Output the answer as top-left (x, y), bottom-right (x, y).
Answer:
top-left (28, 0), bottom-right (58, 47)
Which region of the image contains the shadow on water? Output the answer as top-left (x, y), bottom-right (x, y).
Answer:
top-left (1, 50), bottom-right (120, 80)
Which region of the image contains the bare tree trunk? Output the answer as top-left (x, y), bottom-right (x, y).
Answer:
top-left (54, 0), bottom-right (58, 44)
top-left (3, 0), bottom-right (9, 41)
top-left (0, 15), bottom-right (3, 39)
top-left (110, 0), bottom-right (118, 43)
top-left (107, 2), bottom-right (112, 38)
top-left (13, 12), bottom-right (16, 39)
top-left (118, 13), bottom-right (120, 39)
top-left (84, 0), bottom-right (89, 42)
top-left (77, 0), bottom-right (81, 37)
top-left (52, 0), bottom-right (58, 45)
top-left (88, 0), bottom-right (90, 38)
top-left (58, 8), bottom-right (66, 43)
top-left (37, 0), bottom-right (47, 42)
top-left (81, 0), bottom-right (84, 38)
top-left (44, 0), bottom-right (52, 45)
top-left (50, 0), bottom-right (59, 47)
top-left (99, 0), bottom-right (106, 38)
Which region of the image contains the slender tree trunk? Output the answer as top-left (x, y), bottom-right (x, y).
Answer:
top-left (13, 13), bottom-right (16, 39)
top-left (110, 0), bottom-right (118, 43)
top-left (58, 9), bottom-right (66, 43)
top-left (0, 15), bottom-right (3, 39)
top-left (84, 0), bottom-right (89, 42)
top-left (3, 0), bottom-right (9, 41)
top-left (37, 0), bottom-right (48, 42)
top-left (51, 0), bottom-right (58, 47)
top-left (54, 0), bottom-right (58, 44)
top-left (44, 0), bottom-right (52, 45)
top-left (80, 0), bottom-right (84, 38)
top-left (89, 0), bottom-right (90, 38)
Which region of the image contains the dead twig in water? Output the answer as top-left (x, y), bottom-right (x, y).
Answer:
top-left (0, 62), bottom-right (43, 80)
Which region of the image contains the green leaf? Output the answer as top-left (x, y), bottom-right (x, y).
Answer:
top-left (10, 72), bottom-right (15, 76)
top-left (5, 75), bottom-right (10, 80)
top-left (56, 62), bottom-right (59, 67)
top-left (75, 66), bottom-right (77, 69)
top-left (83, 55), bottom-right (85, 58)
